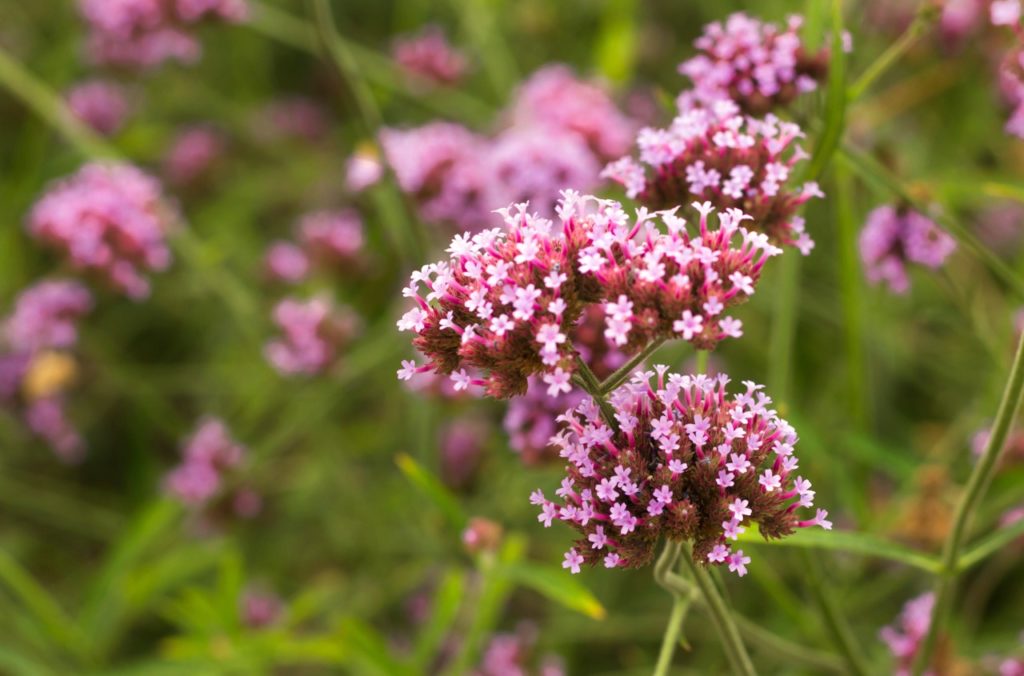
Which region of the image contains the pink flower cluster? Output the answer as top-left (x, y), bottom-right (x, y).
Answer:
top-left (397, 193), bottom-right (777, 398)
top-left (265, 296), bottom-right (360, 376)
top-left (78, 0), bottom-right (249, 68)
top-left (1000, 45), bottom-right (1024, 139)
top-left (505, 376), bottom-right (586, 464)
top-left (603, 99), bottom-right (821, 253)
top-left (381, 66), bottom-right (633, 231)
top-left (4, 281), bottom-right (94, 355)
top-left (472, 625), bottom-right (565, 676)
top-left (678, 13), bottom-right (827, 114)
top-left (532, 369), bottom-right (830, 575)
top-left (29, 163), bottom-right (175, 299)
top-left (0, 280), bottom-right (93, 462)
top-left (859, 205), bottom-right (957, 294)
top-left (163, 126), bottom-right (225, 186)
top-left (66, 80), bottom-right (130, 136)
top-left (511, 64), bottom-right (636, 159)
top-left (265, 210), bottom-right (365, 283)
top-left (880, 592), bottom-right (935, 676)
top-left (164, 418), bottom-right (246, 506)
top-left (392, 26), bottom-right (468, 86)
top-left (240, 588), bottom-right (284, 629)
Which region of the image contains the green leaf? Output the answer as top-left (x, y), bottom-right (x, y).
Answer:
top-left (737, 525), bottom-right (941, 573)
top-left (338, 617), bottom-right (414, 676)
top-left (498, 562), bottom-right (607, 620)
top-left (413, 569), bottom-right (466, 669)
top-left (594, 0), bottom-right (637, 86)
top-left (956, 517), bottom-right (1024, 572)
top-left (0, 549), bottom-right (90, 662)
top-left (395, 453), bottom-right (468, 531)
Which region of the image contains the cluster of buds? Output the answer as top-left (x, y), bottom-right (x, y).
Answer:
top-left (66, 80), bottom-right (130, 136)
top-left (78, 0), bottom-right (249, 68)
top-left (0, 281), bottom-right (93, 462)
top-left (532, 369), bottom-right (829, 575)
top-left (678, 13), bottom-right (827, 114)
top-left (602, 99), bottom-right (821, 253)
top-left (265, 210), bottom-right (366, 284)
top-left (397, 192), bottom-right (778, 397)
top-left (392, 26), bottom-right (468, 86)
top-left (264, 296), bottom-right (360, 376)
top-left (28, 163), bottom-right (176, 299)
top-left (879, 592), bottom-right (935, 676)
top-left (859, 205), bottom-right (956, 294)
top-left (381, 66), bottom-right (633, 231)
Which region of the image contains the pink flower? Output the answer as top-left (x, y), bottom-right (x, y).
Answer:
top-left (678, 13), bottom-right (827, 114)
top-left (163, 126), bottom-right (225, 185)
top-left (165, 417), bottom-right (246, 507)
top-left (240, 588), bottom-right (283, 629)
top-left (534, 370), bottom-right (825, 575)
top-left (264, 242), bottom-right (310, 284)
top-left (510, 64), bottom-right (636, 159)
top-left (298, 210), bottom-right (364, 263)
top-left (3, 281), bottom-right (93, 354)
top-left (66, 80), bottom-right (130, 136)
top-left (880, 592), bottom-right (935, 673)
top-left (859, 205), bottom-right (956, 294)
top-left (265, 296), bottom-right (360, 376)
top-left (263, 97), bottom-right (328, 142)
top-left (392, 26), bottom-right (468, 86)
top-left (28, 163), bottom-right (175, 299)
top-left (603, 100), bottom-right (820, 253)
top-left (25, 398), bottom-right (85, 463)
top-left (344, 146), bottom-right (383, 193)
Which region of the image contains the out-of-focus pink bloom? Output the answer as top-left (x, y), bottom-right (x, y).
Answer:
top-left (163, 126), bottom-right (225, 185)
top-left (66, 80), bottom-right (129, 136)
top-left (473, 626), bottom-right (564, 676)
top-left (165, 418), bottom-right (246, 506)
top-left (440, 418), bottom-right (488, 490)
top-left (504, 377), bottom-right (585, 464)
top-left (678, 13), bottom-right (828, 114)
top-left (859, 205), bottom-right (956, 294)
top-left (880, 592), bottom-right (935, 676)
top-left (487, 126), bottom-right (600, 217)
top-left (78, 0), bottom-right (248, 68)
top-left (992, 0), bottom-right (1022, 26)
top-left (1000, 47), bottom-right (1024, 139)
top-left (975, 202), bottom-right (1024, 252)
top-left (511, 65), bottom-right (635, 159)
top-left (345, 146), bottom-right (383, 193)
top-left (264, 241), bottom-right (310, 284)
top-left (298, 210), bottom-right (364, 263)
top-left (393, 26), bottom-right (468, 86)
top-left (4, 281), bottom-right (93, 354)
top-left (24, 397), bottom-right (84, 463)
top-left (265, 296), bottom-right (359, 376)
top-left (240, 588), bottom-right (283, 628)
top-left (28, 163), bottom-right (175, 299)
top-left (264, 97), bottom-right (329, 142)
top-left (232, 488), bottom-right (263, 518)
top-left (380, 122), bottom-right (492, 231)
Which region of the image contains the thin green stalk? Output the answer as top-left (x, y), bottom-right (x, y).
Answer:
top-left (599, 339), bottom-right (666, 394)
top-left (573, 356), bottom-right (618, 428)
top-left (848, 3), bottom-right (934, 101)
top-left (309, 0), bottom-right (424, 262)
top-left (678, 547), bottom-right (757, 676)
top-left (913, 328), bottom-right (1024, 675)
top-left (768, 254), bottom-right (800, 404)
top-left (0, 45), bottom-right (116, 159)
top-left (447, 0), bottom-right (518, 100)
top-left (800, 551), bottom-right (870, 676)
top-left (835, 161), bottom-right (867, 429)
top-left (694, 349), bottom-right (709, 375)
top-left (653, 591), bottom-right (692, 676)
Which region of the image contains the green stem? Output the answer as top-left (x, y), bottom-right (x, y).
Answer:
top-left (835, 161), bottom-right (867, 429)
top-left (653, 591), bottom-right (692, 676)
top-left (800, 551), bottom-right (870, 676)
top-left (694, 349), bottom-right (709, 375)
top-left (0, 45), bottom-right (116, 159)
top-left (599, 339), bottom-right (666, 394)
top-left (912, 328), bottom-right (1024, 675)
top-left (768, 254), bottom-right (800, 404)
top-left (309, 0), bottom-right (423, 262)
top-left (848, 4), bottom-right (934, 101)
top-left (677, 547), bottom-right (757, 676)
top-left (573, 357), bottom-right (618, 429)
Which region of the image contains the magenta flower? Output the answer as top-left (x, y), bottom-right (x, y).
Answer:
top-left (398, 193), bottom-right (777, 397)
top-left (265, 296), bottom-right (359, 376)
top-left (859, 205), bottom-right (956, 294)
top-left (165, 417), bottom-right (245, 506)
top-left (678, 13), bottom-right (827, 114)
top-left (28, 163), bottom-right (175, 299)
top-left (297, 210), bottom-right (365, 264)
top-left (392, 26), bottom-right (468, 86)
top-left (439, 418), bottom-right (489, 490)
top-left (532, 369), bottom-right (828, 574)
top-left (380, 122), bottom-right (492, 231)
top-left (163, 126), bottom-right (225, 186)
top-left (3, 281), bottom-right (93, 354)
top-left (344, 146), bottom-right (383, 193)
top-left (264, 241), bottom-right (310, 284)
top-left (240, 588), bottom-right (284, 629)
top-left (505, 376), bottom-right (586, 464)
top-left (263, 97), bottom-right (329, 143)
top-left (603, 99), bottom-right (820, 253)
top-left (66, 80), bottom-right (129, 136)
top-left (1000, 46), bottom-right (1024, 139)
top-left (511, 64), bottom-right (636, 160)
top-left (78, 0), bottom-right (248, 68)
top-left (880, 592), bottom-right (935, 676)
top-left (474, 627), bottom-right (565, 676)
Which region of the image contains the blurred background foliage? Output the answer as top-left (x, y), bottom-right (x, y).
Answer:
top-left (0, 0), bottom-right (1023, 674)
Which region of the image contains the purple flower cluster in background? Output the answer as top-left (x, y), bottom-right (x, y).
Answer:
top-left (859, 205), bottom-right (956, 294)
top-left (66, 80), bottom-right (130, 136)
top-left (265, 296), bottom-right (360, 376)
